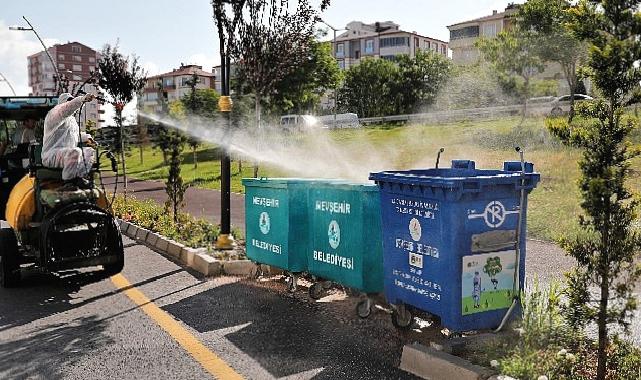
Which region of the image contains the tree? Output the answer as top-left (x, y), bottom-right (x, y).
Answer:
top-left (517, 0), bottom-right (586, 121)
top-left (183, 73), bottom-right (202, 169)
top-left (476, 30), bottom-right (544, 119)
top-left (97, 43), bottom-right (146, 198)
top-left (546, 2), bottom-right (641, 378)
top-left (337, 58), bottom-right (398, 118)
top-left (435, 64), bottom-right (513, 109)
top-left (151, 82), bottom-right (172, 164)
top-left (270, 39), bottom-right (343, 114)
top-left (483, 257), bottom-right (502, 290)
top-left (231, 0), bottom-right (330, 177)
top-left (166, 100), bottom-right (189, 223)
top-left (393, 50), bottom-right (452, 114)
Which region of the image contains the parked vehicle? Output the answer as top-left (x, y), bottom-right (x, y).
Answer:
top-left (317, 113), bottom-right (360, 129)
top-left (280, 114), bottom-right (320, 132)
top-left (550, 94), bottom-right (593, 116)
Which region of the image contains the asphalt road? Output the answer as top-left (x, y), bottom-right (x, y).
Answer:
top-left (0, 234), bottom-right (639, 379)
top-left (0, 236), bottom-right (419, 380)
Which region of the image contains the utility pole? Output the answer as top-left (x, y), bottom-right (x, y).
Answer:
top-left (318, 19), bottom-right (343, 128)
top-left (9, 16), bottom-right (62, 95)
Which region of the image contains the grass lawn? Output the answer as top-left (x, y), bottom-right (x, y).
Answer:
top-left (121, 116), bottom-right (641, 242)
top-left (462, 290), bottom-right (514, 316)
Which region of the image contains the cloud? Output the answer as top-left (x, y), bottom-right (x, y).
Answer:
top-left (0, 19), bottom-right (59, 96)
top-left (141, 61), bottom-right (161, 77)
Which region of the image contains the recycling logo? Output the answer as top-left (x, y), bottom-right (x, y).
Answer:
top-left (328, 220), bottom-right (341, 249)
top-left (259, 212), bottom-right (270, 235)
top-left (467, 200), bottom-right (519, 228)
top-left (409, 218), bottom-right (422, 242)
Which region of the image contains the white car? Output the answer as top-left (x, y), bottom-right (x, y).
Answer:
top-left (550, 94), bottom-right (593, 116)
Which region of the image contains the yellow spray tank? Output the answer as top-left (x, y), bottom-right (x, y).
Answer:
top-left (5, 175), bottom-right (109, 231)
top-left (5, 175), bottom-right (36, 231)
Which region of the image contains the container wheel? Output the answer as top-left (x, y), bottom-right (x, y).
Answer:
top-left (286, 273), bottom-right (298, 292)
top-left (391, 304), bottom-right (413, 329)
top-left (0, 228), bottom-right (20, 288)
top-left (356, 298), bottom-right (372, 319)
top-left (309, 282), bottom-right (324, 299)
top-left (251, 264), bottom-right (264, 280)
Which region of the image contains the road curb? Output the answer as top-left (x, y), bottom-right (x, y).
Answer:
top-left (400, 343), bottom-right (495, 380)
top-left (118, 219), bottom-right (256, 278)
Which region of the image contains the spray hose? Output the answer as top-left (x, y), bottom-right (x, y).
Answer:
top-left (494, 146), bottom-right (527, 333)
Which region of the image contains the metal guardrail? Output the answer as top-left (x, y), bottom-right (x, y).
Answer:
top-left (358, 104), bottom-right (552, 125)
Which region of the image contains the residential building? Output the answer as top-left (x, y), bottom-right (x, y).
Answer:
top-left (140, 64), bottom-right (217, 112)
top-left (447, 5), bottom-right (576, 94)
top-left (330, 21), bottom-right (449, 70)
top-left (447, 5), bottom-right (519, 65)
top-left (28, 41), bottom-right (103, 128)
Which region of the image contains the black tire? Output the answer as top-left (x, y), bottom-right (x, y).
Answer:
top-left (309, 282), bottom-right (324, 299)
top-left (550, 107), bottom-right (563, 117)
top-left (391, 304), bottom-right (414, 329)
top-left (103, 253), bottom-right (124, 277)
top-left (356, 299), bottom-right (372, 319)
top-left (0, 228), bottom-right (20, 288)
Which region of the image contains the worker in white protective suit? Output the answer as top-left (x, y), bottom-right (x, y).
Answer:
top-left (42, 93), bottom-right (96, 186)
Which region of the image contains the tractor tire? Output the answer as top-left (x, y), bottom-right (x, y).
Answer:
top-left (103, 253), bottom-right (124, 277)
top-left (0, 228), bottom-right (20, 288)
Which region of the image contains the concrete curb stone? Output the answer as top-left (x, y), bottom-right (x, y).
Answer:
top-left (135, 227), bottom-right (149, 242)
top-left (145, 232), bottom-right (160, 247)
top-left (192, 253), bottom-right (222, 276)
top-left (400, 343), bottom-right (495, 380)
top-left (166, 240), bottom-right (184, 258)
top-left (154, 237), bottom-right (169, 252)
top-left (222, 260), bottom-right (256, 276)
top-left (180, 246), bottom-right (203, 267)
top-left (127, 224), bottom-right (139, 238)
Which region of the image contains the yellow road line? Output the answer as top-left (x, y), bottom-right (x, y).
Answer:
top-left (111, 274), bottom-right (244, 380)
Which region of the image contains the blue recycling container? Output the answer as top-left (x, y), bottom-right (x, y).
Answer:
top-left (370, 160), bottom-right (540, 331)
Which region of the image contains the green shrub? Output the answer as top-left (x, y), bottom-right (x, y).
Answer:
top-left (112, 195), bottom-right (244, 253)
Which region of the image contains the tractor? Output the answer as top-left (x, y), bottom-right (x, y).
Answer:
top-left (0, 96), bottom-right (123, 287)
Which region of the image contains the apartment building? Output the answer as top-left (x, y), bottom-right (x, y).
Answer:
top-left (28, 42), bottom-right (102, 128)
top-left (140, 64), bottom-right (217, 112)
top-left (447, 6), bottom-right (519, 65)
top-left (331, 21), bottom-right (449, 70)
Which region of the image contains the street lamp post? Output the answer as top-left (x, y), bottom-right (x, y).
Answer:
top-left (213, 0), bottom-right (238, 250)
top-left (9, 16), bottom-right (61, 95)
top-left (318, 19), bottom-right (344, 128)
top-left (0, 71), bottom-right (17, 96)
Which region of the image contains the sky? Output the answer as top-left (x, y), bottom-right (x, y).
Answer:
top-left (0, 0), bottom-right (521, 119)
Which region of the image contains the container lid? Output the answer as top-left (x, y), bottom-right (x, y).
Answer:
top-left (369, 160), bottom-right (540, 192)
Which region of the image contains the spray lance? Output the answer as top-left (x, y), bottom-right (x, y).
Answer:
top-left (494, 146), bottom-right (527, 333)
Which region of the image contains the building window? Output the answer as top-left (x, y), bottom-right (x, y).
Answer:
top-left (426, 41), bottom-right (431, 49)
top-left (72, 45), bottom-right (82, 53)
top-left (164, 78), bottom-right (174, 87)
top-left (483, 23), bottom-right (497, 37)
top-left (381, 55), bottom-right (397, 61)
top-left (338, 60), bottom-right (345, 70)
top-left (415, 37), bottom-right (419, 47)
top-left (450, 25), bottom-right (480, 40)
top-left (58, 54), bottom-right (65, 60)
top-left (355, 51), bottom-right (360, 59)
top-left (89, 66), bottom-right (95, 72)
top-left (72, 75), bottom-right (82, 81)
top-left (58, 63), bottom-right (65, 69)
top-left (336, 43), bottom-right (344, 57)
top-left (89, 57), bottom-right (95, 63)
top-left (73, 64), bottom-right (82, 72)
top-left (441, 44), bottom-right (447, 54)
top-left (73, 55), bottom-right (82, 62)
top-left (365, 39), bottom-right (374, 54)
top-left (380, 37), bottom-right (409, 48)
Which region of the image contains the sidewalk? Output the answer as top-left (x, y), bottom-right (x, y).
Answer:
top-left (100, 176), bottom-right (246, 232)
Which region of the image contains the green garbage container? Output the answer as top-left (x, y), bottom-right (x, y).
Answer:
top-left (243, 178), bottom-right (316, 289)
top-left (306, 182), bottom-right (384, 316)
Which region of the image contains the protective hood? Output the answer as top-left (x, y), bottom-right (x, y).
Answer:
top-left (58, 93), bottom-right (73, 105)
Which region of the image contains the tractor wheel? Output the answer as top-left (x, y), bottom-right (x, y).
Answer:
top-left (0, 228), bottom-right (20, 288)
top-left (103, 251), bottom-right (124, 277)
